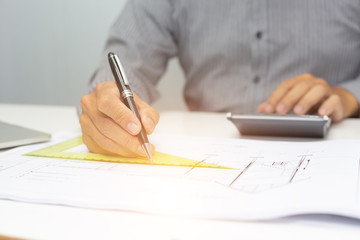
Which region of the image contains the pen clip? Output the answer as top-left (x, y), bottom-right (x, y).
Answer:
top-left (112, 54), bottom-right (130, 87)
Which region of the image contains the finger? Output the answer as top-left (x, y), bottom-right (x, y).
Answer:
top-left (80, 113), bottom-right (142, 157)
top-left (134, 94), bottom-right (160, 134)
top-left (318, 94), bottom-right (344, 123)
top-left (292, 84), bottom-right (330, 115)
top-left (257, 102), bottom-right (268, 113)
top-left (82, 134), bottom-right (115, 156)
top-left (82, 134), bottom-right (156, 158)
top-left (274, 81), bottom-right (312, 114)
top-left (92, 113), bottom-right (147, 154)
top-left (262, 75), bottom-right (306, 113)
top-left (81, 116), bottom-right (115, 155)
top-left (88, 104), bottom-right (157, 156)
top-left (95, 82), bottom-right (142, 135)
top-left (82, 92), bottom-right (137, 146)
top-left (81, 113), bottom-right (156, 157)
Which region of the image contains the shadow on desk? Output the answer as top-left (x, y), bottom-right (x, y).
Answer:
top-left (275, 214), bottom-right (360, 227)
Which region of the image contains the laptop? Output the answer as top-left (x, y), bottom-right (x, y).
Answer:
top-left (0, 121), bottom-right (51, 150)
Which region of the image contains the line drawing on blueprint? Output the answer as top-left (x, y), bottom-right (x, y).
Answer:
top-left (213, 154), bottom-right (313, 193)
top-left (12, 139), bottom-right (316, 195)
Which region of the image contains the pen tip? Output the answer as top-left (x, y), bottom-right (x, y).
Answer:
top-left (143, 143), bottom-right (153, 163)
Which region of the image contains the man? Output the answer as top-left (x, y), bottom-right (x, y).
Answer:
top-left (80, 0), bottom-right (360, 158)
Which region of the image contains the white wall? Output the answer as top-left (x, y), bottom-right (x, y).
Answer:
top-left (0, 0), bottom-right (186, 110)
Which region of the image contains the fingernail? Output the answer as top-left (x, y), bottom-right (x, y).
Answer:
top-left (265, 104), bottom-right (273, 113)
top-left (294, 105), bottom-right (303, 114)
top-left (319, 108), bottom-right (327, 116)
top-left (258, 102), bottom-right (266, 110)
top-left (127, 122), bottom-right (139, 135)
top-left (276, 104), bottom-right (285, 113)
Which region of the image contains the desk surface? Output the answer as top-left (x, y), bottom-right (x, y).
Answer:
top-left (0, 103), bottom-right (360, 240)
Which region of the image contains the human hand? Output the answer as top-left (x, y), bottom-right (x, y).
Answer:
top-left (257, 73), bottom-right (359, 122)
top-left (79, 81), bottom-right (159, 157)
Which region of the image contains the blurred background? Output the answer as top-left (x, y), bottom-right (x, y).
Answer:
top-left (0, 0), bottom-right (186, 110)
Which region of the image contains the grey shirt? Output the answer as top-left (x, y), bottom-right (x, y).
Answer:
top-left (90, 0), bottom-right (360, 114)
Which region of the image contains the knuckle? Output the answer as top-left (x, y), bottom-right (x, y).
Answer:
top-left (302, 73), bottom-right (313, 79)
top-left (316, 78), bottom-right (327, 86)
top-left (314, 83), bottom-right (325, 92)
top-left (96, 95), bottom-right (112, 112)
top-left (95, 82), bottom-right (107, 92)
top-left (99, 81), bottom-right (115, 92)
top-left (94, 83), bottom-right (103, 93)
top-left (332, 94), bottom-right (341, 103)
top-left (113, 108), bottom-right (133, 127)
top-left (315, 83), bottom-right (330, 95)
top-left (80, 95), bottom-right (90, 109)
top-left (279, 80), bottom-right (289, 89)
top-left (278, 79), bottom-right (295, 92)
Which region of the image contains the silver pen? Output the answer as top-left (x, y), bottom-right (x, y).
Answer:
top-left (108, 52), bottom-right (153, 162)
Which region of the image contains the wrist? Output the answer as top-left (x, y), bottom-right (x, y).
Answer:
top-left (332, 87), bottom-right (360, 118)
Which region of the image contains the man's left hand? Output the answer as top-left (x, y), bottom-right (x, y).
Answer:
top-left (257, 73), bottom-right (359, 122)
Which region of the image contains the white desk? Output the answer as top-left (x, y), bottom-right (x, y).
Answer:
top-left (0, 103), bottom-right (360, 240)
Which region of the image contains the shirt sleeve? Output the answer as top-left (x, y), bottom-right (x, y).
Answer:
top-left (89, 0), bottom-right (178, 104)
top-left (338, 77), bottom-right (360, 117)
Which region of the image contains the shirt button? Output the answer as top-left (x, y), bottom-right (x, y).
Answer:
top-left (256, 31), bottom-right (262, 39)
top-left (253, 76), bottom-right (260, 84)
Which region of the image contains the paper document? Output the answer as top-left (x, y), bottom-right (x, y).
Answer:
top-left (0, 132), bottom-right (359, 220)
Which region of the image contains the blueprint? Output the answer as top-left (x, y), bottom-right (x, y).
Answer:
top-left (0, 132), bottom-right (360, 220)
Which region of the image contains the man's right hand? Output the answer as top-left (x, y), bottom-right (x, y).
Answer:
top-left (79, 81), bottom-right (159, 157)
